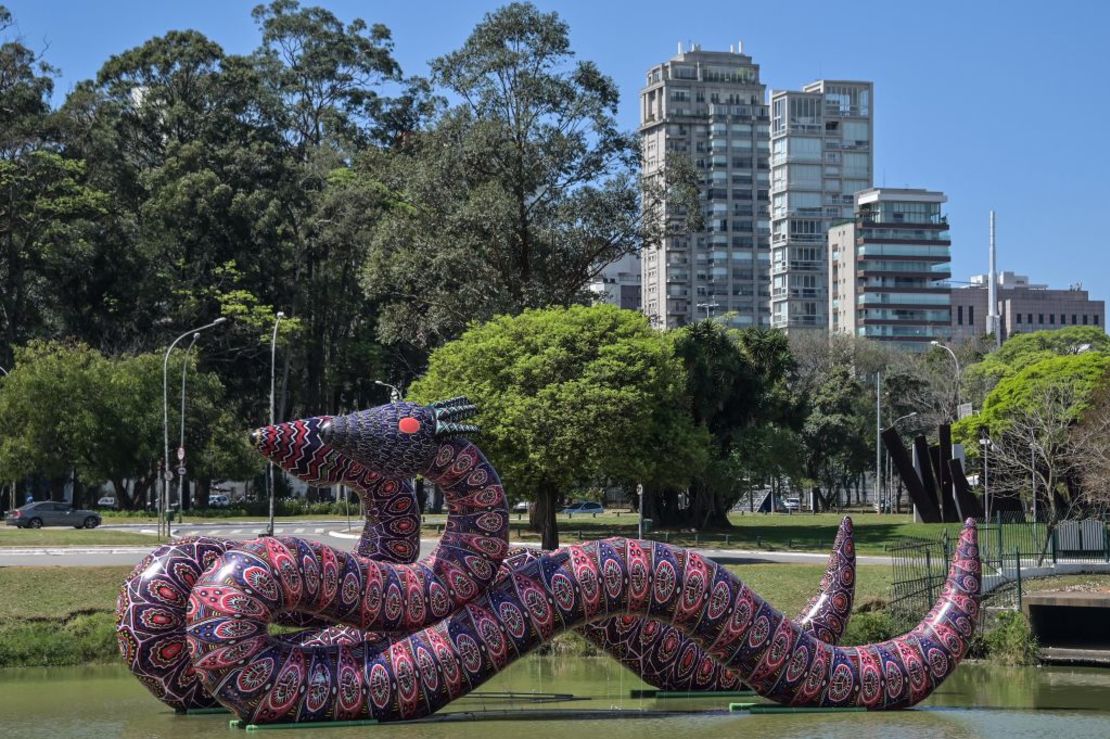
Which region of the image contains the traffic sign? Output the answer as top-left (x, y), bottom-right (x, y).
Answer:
top-left (177, 446), bottom-right (186, 461)
top-left (177, 465), bottom-right (187, 477)
top-left (162, 470), bottom-right (174, 482)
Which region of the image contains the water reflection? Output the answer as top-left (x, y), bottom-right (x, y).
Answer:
top-left (2, 659), bottom-right (1109, 739)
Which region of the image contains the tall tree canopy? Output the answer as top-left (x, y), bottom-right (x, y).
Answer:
top-left (364, 2), bottom-right (695, 348)
top-left (410, 304), bottom-right (704, 549)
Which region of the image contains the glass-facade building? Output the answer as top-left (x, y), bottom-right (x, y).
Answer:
top-left (769, 81), bottom-right (873, 331)
top-left (828, 188), bottom-right (952, 350)
top-left (640, 46), bottom-right (770, 329)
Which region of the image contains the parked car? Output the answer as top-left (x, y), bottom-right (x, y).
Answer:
top-left (97, 495), bottom-right (117, 509)
top-left (562, 501), bottom-right (605, 515)
top-left (5, 501), bottom-right (101, 529)
top-left (512, 501), bottom-right (530, 513)
top-left (783, 497), bottom-right (801, 512)
top-left (208, 494), bottom-right (231, 508)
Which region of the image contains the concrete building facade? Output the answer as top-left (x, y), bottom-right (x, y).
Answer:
top-left (588, 252), bottom-right (642, 310)
top-left (770, 80), bottom-right (873, 331)
top-left (950, 271), bottom-right (1105, 343)
top-left (640, 45), bottom-right (770, 329)
top-left (829, 187), bottom-right (952, 350)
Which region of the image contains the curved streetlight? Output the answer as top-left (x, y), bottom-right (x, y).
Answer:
top-left (162, 317), bottom-right (228, 538)
top-left (265, 312), bottom-right (285, 537)
top-left (930, 340), bottom-right (962, 417)
top-left (374, 380), bottom-right (402, 403)
top-left (176, 333), bottom-right (200, 524)
top-left (1, 363), bottom-right (9, 512)
top-left (892, 411), bottom-right (919, 428)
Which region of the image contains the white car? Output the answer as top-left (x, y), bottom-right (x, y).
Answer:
top-left (97, 496), bottom-right (117, 509)
top-left (783, 498), bottom-right (801, 512)
top-left (209, 494), bottom-right (231, 507)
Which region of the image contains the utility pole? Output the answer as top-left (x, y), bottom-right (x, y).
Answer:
top-left (874, 371), bottom-right (882, 512)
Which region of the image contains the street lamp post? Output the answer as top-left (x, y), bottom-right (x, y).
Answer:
top-left (930, 340), bottom-right (962, 417)
top-left (177, 333), bottom-right (200, 523)
top-left (0, 363), bottom-right (10, 512)
top-left (884, 412), bottom-right (918, 513)
top-left (696, 301), bottom-right (720, 321)
top-left (162, 317), bottom-right (227, 539)
top-left (374, 380), bottom-right (402, 403)
top-left (980, 436), bottom-right (993, 523)
top-left (266, 312), bottom-right (285, 538)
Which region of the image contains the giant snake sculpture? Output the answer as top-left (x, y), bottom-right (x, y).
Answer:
top-left (118, 398), bottom-right (980, 724)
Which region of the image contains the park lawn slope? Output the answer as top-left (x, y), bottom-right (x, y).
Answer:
top-left (0, 566), bottom-right (132, 668)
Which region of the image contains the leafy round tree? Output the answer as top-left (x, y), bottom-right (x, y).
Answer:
top-left (409, 304), bottom-right (704, 549)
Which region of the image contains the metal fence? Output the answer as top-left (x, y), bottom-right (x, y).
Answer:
top-left (887, 519), bottom-right (1110, 619)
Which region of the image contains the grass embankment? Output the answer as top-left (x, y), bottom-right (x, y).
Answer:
top-left (0, 528), bottom-right (157, 547)
top-left (5, 563), bottom-right (1100, 669)
top-left (0, 563), bottom-right (892, 668)
top-left (0, 566), bottom-right (129, 667)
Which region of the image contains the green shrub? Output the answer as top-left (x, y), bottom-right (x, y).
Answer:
top-left (983, 611), bottom-right (1038, 666)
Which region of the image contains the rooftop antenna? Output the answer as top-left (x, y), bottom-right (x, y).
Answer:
top-left (677, 41), bottom-right (683, 54)
top-left (988, 210), bottom-right (1000, 348)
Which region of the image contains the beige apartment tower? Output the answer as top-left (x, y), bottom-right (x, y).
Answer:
top-left (770, 81), bottom-right (873, 331)
top-left (829, 188), bottom-right (952, 350)
top-left (640, 45), bottom-right (770, 329)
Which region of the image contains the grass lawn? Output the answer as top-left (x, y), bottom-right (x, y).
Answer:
top-left (0, 528), bottom-right (157, 547)
top-left (431, 510), bottom-right (971, 555)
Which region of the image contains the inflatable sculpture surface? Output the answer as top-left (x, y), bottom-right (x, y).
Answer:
top-left (117, 398), bottom-right (981, 724)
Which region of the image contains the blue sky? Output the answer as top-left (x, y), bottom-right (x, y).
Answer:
top-left (6, 0), bottom-right (1110, 304)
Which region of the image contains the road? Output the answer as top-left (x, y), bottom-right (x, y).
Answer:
top-left (0, 518), bottom-right (889, 567)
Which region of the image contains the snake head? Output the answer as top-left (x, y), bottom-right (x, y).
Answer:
top-left (319, 398), bottom-right (479, 477)
top-left (249, 416), bottom-right (357, 485)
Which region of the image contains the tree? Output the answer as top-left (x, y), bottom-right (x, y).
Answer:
top-left (1073, 380), bottom-right (1110, 520)
top-left (0, 340), bottom-right (260, 510)
top-left (954, 351), bottom-right (1110, 559)
top-left (409, 304), bottom-right (703, 549)
top-left (962, 326), bottom-right (1109, 406)
top-left (799, 365), bottom-right (872, 511)
top-left (364, 2), bottom-right (696, 348)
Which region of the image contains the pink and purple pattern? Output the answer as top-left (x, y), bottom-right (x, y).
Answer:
top-left (119, 399), bottom-right (980, 724)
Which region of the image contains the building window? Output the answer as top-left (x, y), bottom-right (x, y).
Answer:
top-left (1049, 314), bottom-right (1055, 324)
top-left (1061, 314), bottom-right (1066, 325)
top-left (1027, 313), bottom-right (1033, 324)
top-left (1015, 312), bottom-right (1021, 325)
top-left (957, 305), bottom-right (963, 325)
top-left (1038, 314), bottom-right (1044, 324)
top-left (1096, 315), bottom-right (1101, 326)
top-left (1072, 314), bottom-right (1077, 325)
top-left (968, 306), bottom-right (974, 326)
top-left (1084, 314), bottom-right (1089, 325)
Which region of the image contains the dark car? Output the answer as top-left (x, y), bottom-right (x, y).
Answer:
top-left (5, 501), bottom-right (101, 529)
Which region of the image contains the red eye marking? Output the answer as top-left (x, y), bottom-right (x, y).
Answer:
top-left (398, 417), bottom-right (421, 434)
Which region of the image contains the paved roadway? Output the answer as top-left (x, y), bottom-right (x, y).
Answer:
top-left (0, 519), bottom-right (889, 567)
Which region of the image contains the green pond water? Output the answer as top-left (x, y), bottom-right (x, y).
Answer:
top-left (2, 658), bottom-right (1110, 738)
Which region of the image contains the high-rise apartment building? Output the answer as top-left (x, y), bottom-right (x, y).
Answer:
top-left (640, 45), bottom-right (770, 329)
top-left (828, 188), bottom-right (952, 350)
top-left (769, 81), bottom-right (873, 330)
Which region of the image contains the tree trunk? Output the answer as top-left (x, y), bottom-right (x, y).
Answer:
top-left (196, 479), bottom-right (211, 509)
top-left (529, 488), bottom-right (560, 551)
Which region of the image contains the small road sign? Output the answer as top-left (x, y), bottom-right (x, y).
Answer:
top-left (177, 447), bottom-right (186, 461)
top-left (177, 465), bottom-right (187, 477)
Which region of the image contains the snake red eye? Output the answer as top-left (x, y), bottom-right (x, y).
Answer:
top-left (398, 417), bottom-right (421, 434)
